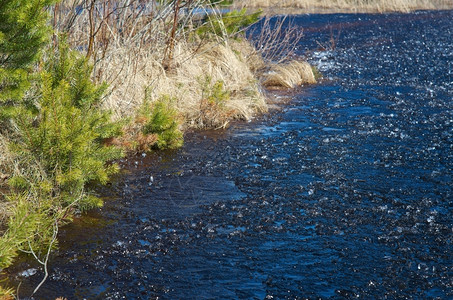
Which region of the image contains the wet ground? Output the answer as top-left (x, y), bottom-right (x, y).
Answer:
top-left (5, 10), bottom-right (453, 299)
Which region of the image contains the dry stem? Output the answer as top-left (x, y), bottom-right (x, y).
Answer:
top-left (247, 15), bottom-right (304, 65)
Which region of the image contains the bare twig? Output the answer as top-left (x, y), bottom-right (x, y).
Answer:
top-left (163, 0), bottom-right (182, 71)
top-left (315, 25), bottom-right (341, 51)
top-left (21, 220), bottom-right (59, 296)
top-left (86, 0), bottom-right (96, 59)
top-left (246, 15), bottom-right (304, 64)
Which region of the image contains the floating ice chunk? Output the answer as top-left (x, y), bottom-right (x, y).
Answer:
top-left (18, 268), bottom-right (37, 277)
top-left (114, 240), bottom-right (125, 247)
top-left (418, 263), bottom-right (428, 271)
top-left (378, 205), bottom-right (388, 211)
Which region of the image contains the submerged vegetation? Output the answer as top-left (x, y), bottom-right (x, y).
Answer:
top-left (0, 0), bottom-right (316, 296)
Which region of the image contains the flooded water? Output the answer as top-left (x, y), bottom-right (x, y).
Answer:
top-left (5, 10), bottom-right (453, 299)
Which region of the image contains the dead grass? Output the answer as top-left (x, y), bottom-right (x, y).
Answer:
top-left (0, 135), bottom-right (11, 180)
top-left (53, 0), bottom-right (269, 130)
top-left (52, 1), bottom-right (317, 133)
top-left (105, 116), bottom-right (159, 153)
top-left (0, 288), bottom-right (14, 300)
top-left (231, 39), bottom-right (266, 72)
top-left (99, 39), bottom-right (268, 129)
top-left (233, 0), bottom-right (453, 13)
top-left (0, 133), bottom-right (50, 234)
top-left (52, 1), bottom-right (275, 131)
top-left (262, 60), bottom-right (316, 89)
top-left (0, 135), bottom-right (12, 234)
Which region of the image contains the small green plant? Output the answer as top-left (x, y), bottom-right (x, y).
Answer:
top-left (207, 0), bottom-right (234, 6)
top-left (311, 65), bottom-right (323, 81)
top-left (140, 95), bottom-right (183, 150)
top-left (196, 8), bottom-right (262, 38)
top-left (0, 0), bottom-right (59, 276)
top-left (197, 75), bottom-right (233, 128)
top-left (201, 76), bottom-right (230, 106)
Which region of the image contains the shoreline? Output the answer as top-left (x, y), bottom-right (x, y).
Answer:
top-left (249, 7), bottom-right (453, 15)
top-left (232, 1), bottom-right (453, 15)
top-left (0, 8), bottom-right (317, 294)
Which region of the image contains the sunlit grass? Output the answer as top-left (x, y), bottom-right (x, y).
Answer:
top-left (234, 0), bottom-right (453, 13)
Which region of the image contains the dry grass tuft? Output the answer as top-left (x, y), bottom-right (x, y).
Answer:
top-left (0, 133), bottom-right (47, 215)
top-left (0, 135), bottom-right (11, 182)
top-left (0, 134), bottom-right (13, 192)
top-left (105, 121), bottom-right (159, 153)
top-left (0, 135), bottom-right (12, 234)
top-left (100, 39), bottom-right (267, 129)
top-left (231, 39), bottom-right (266, 73)
top-left (262, 60), bottom-right (316, 89)
top-left (0, 288), bottom-right (14, 300)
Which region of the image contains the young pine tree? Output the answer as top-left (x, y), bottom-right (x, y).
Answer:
top-left (11, 39), bottom-right (124, 209)
top-left (0, 0), bottom-right (123, 283)
top-left (0, 0), bottom-right (56, 112)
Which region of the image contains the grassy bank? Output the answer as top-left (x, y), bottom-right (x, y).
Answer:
top-left (0, 1), bottom-right (315, 296)
top-left (233, 0), bottom-right (453, 13)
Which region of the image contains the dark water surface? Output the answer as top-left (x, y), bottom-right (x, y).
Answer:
top-left (7, 11), bottom-right (453, 299)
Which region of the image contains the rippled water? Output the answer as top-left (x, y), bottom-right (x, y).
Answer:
top-left (6, 10), bottom-right (453, 299)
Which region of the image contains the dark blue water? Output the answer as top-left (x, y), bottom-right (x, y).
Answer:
top-left (6, 10), bottom-right (453, 299)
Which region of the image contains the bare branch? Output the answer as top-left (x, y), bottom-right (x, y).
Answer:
top-left (247, 15), bottom-right (304, 65)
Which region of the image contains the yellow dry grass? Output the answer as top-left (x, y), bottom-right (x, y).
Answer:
top-left (230, 39), bottom-right (267, 72)
top-left (0, 134), bottom-right (12, 186)
top-left (262, 61), bottom-right (316, 89)
top-left (0, 134), bottom-right (46, 233)
top-left (0, 288), bottom-right (14, 300)
top-left (233, 0), bottom-right (453, 13)
top-left (59, 0), bottom-right (316, 131)
top-left (99, 39), bottom-right (268, 129)
top-left (0, 135), bottom-right (12, 233)
top-left (0, 137), bottom-right (8, 177)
